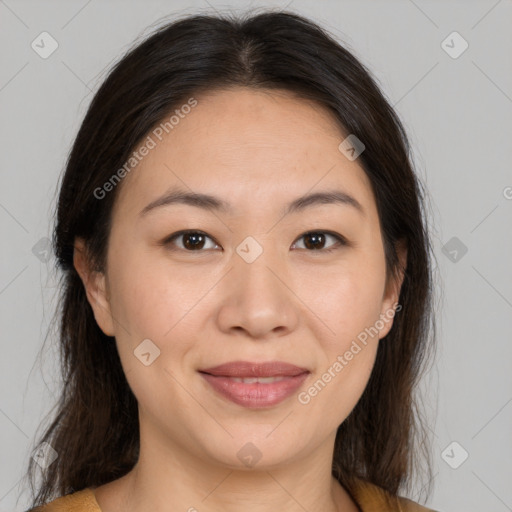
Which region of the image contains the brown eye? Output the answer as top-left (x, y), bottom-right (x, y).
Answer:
top-left (182, 232), bottom-right (206, 250)
top-left (163, 230), bottom-right (346, 253)
top-left (165, 231), bottom-right (219, 251)
top-left (304, 232), bottom-right (326, 250)
top-left (292, 231), bottom-right (346, 252)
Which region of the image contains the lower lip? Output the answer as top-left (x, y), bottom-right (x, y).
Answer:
top-left (199, 372), bottom-right (309, 408)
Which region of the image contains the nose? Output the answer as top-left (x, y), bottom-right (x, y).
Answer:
top-left (215, 247), bottom-right (300, 339)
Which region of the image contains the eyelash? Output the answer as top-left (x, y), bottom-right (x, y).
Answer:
top-left (161, 229), bottom-right (348, 254)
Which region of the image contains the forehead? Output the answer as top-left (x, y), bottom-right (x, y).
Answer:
top-left (113, 87), bottom-right (375, 219)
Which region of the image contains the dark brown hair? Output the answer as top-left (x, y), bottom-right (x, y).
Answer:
top-left (24, 8), bottom-right (437, 510)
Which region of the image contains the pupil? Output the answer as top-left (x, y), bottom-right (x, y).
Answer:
top-left (305, 233), bottom-right (324, 250)
top-left (184, 233), bottom-right (204, 250)
top-left (181, 232), bottom-right (326, 251)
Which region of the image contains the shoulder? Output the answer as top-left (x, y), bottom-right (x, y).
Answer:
top-left (26, 488), bottom-right (101, 512)
top-left (349, 478), bottom-right (439, 511)
top-left (398, 495), bottom-right (439, 511)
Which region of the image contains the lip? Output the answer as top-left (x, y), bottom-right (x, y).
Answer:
top-left (200, 372), bottom-right (309, 408)
top-left (198, 361), bottom-right (310, 408)
top-left (199, 360), bottom-right (309, 378)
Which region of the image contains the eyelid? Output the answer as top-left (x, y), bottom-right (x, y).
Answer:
top-left (162, 229), bottom-right (220, 249)
top-left (162, 229), bottom-right (348, 252)
top-left (291, 230), bottom-right (348, 252)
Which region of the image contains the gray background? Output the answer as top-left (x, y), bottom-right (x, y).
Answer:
top-left (1, 0), bottom-right (511, 510)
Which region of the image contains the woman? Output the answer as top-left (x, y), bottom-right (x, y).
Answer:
top-left (25, 9), bottom-right (438, 512)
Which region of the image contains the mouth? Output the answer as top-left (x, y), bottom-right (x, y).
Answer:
top-left (198, 360), bottom-right (310, 408)
top-left (214, 375), bottom-right (290, 384)
top-left (199, 360), bottom-right (310, 378)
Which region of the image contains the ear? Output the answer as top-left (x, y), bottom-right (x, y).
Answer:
top-left (378, 239), bottom-right (407, 340)
top-left (73, 237), bottom-right (115, 337)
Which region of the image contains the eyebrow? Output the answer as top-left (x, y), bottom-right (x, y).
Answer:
top-left (139, 187), bottom-right (365, 218)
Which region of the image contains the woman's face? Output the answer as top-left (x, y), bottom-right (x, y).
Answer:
top-left (76, 87), bottom-right (405, 470)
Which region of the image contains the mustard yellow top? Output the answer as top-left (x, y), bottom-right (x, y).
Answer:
top-left (29, 478), bottom-right (437, 511)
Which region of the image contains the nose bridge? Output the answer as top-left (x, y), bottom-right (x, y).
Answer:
top-left (215, 236), bottom-right (298, 338)
top-left (234, 236), bottom-right (286, 300)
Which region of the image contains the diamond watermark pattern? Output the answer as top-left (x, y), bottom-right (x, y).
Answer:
top-left (236, 236), bottom-right (263, 263)
top-left (32, 237), bottom-right (52, 263)
top-left (441, 236), bottom-right (468, 263)
top-left (31, 32), bottom-right (59, 59)
top-left (441, 31), bottom-right (468, 59)
top-left (236, 442), bottom-right (263, 468)
top-left (441, 441), bottom-right (469, 469)
top-left (338, 134), bottom-right (365, 161)
top-left (134, 338), bottom-right (161, 366)
top-left (32, 442), bottom-right (58, 469)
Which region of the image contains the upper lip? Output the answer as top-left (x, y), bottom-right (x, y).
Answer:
top-left (199, 361), bottom-right (310, 378)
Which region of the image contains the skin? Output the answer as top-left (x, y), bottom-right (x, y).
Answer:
top-left (74, 87), bottom-right (406, 512)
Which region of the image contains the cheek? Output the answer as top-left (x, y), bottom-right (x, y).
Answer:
top-left (106, 248), bottom-right (223, 386)
top-left (297, 266), bottom-right (383, 424)
top-left (301, 256), bottom-right (387, 349)
top-left (107, 247), bottom-right (204, 337)
top-left (106, 259), bottom-right (196, 406)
